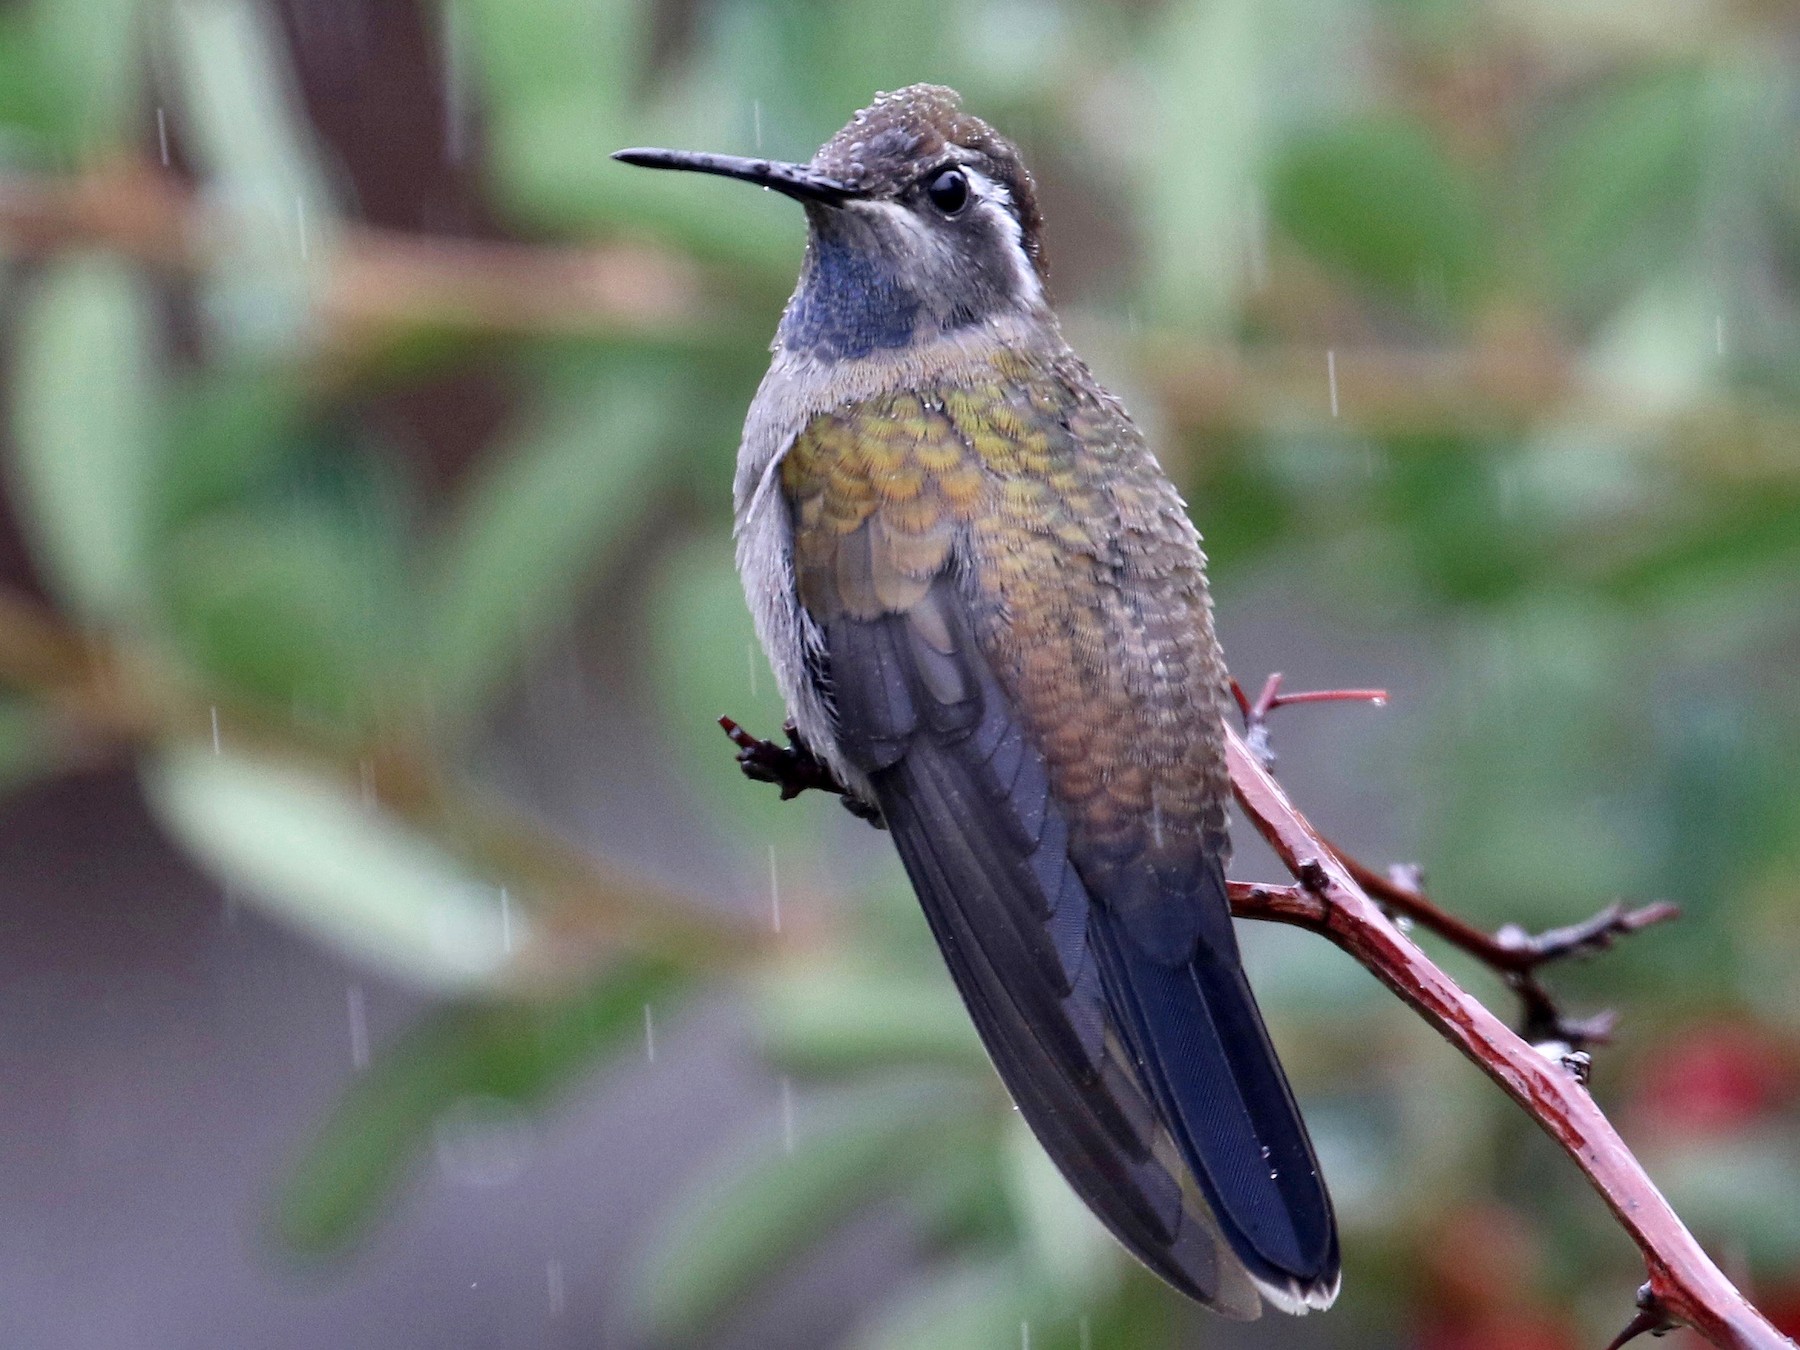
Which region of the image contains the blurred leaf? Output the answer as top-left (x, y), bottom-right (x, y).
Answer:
top-left (1271, 116), bottom-right (1492, 312)
top-left (458, 0), bottom-right (643, 115)
top-left (849, 1258), bottom-right (1052, 1350)
top-left (0, 698), bottom-right (63, 798)
top-left (19, 0), bottom-right (144, 156)
top-left (1583, 270), bottom-right (1719, 417)
top-left (143, 746), bottom-right (523, 991)
top-left (10, 254), bottom-right (161, 621)
top-left (276, 956), bottom-right (684, 1252)
top-left (423, 363), bottom-right (675, 723)
top-left (635, 1078), bottom-right (981, 1341)
top-left (493, 95), bottom-right (803, 270)
top-left (1601, 490), bottom-right (1800, 604)
top-left (1659, 1134), bottom-right (1800, 1276)
top-left (648, 535), bottom-right (814, 847)
top-left (1003, 1115), bottom-right (1122, 1300)
top-left (0, 13), bottom-right (55, 152)
top-left (721, 0), bottom-right (961, 151)
top-left (1143, 0), bottom-right (1263, 331)
top-left (462, 0), bottom-right (792, 263)
top-left (902, 1122), bottom-right (1013, 1249)
top-left (1422, 602), bottom-right (1645, 921)
top-left (170, 0), bottom-right (334, 351)
top-left (855, 1255), bottom-right (1176, 1350)
top-left (162, 482), bottom-right (402, 727)
top-left (1382, 434), bottom-right (1542, 604)
top-left (755, 962), bottom-right (988, 1073)
top-left (1185, 438), bottom-right (1296, 574)
top-left (1538, 68), bottom-right (1706, 314)
top-left (158, 365), bottom-right (313, 524)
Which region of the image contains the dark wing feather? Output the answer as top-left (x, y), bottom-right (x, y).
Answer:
top-left (820, 580), bottom-right (1263, 1316)
top-left (1087, 880), bottom-right (1340, 1301)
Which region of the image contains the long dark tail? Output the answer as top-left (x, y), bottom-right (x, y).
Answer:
top-left (1090, 897), bottom-right (1339, 1308)
top-left (817, 578), bottom-right (1337, 1313)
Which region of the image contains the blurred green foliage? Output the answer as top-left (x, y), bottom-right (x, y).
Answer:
top-left (2, 0), bottom-right (1799, 1347)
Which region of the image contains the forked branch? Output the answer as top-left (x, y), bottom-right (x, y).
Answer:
top-left (724, 691), bottom-right (1784, 1346)
top-left (1223, 727), bottom-right (1789, 1350)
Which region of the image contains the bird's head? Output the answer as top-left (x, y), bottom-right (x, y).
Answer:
top-left (615, 84), bottom-right (1050, 361)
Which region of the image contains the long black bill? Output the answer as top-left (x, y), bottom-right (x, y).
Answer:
top-left (611, 148), bottom-right (856, 205)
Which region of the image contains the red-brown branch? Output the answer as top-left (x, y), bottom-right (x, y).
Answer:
top-left (1222, 726), bottom-right (1790, 1350)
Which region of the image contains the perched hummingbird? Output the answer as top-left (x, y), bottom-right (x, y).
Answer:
top-left (615, 85), bottom-right (1338, 1317)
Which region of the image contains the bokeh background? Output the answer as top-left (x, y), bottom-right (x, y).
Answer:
top-left (1, 0), bottom-right (1797, 1346)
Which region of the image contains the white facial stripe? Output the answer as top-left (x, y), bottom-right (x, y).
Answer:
top-left (840, 169), bottom-right (1045, 312)
top-left (961, 166), bottom-right (1045, 307)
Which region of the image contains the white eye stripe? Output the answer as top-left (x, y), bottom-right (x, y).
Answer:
top-left (961, 167), bottom-right (1044, 306)
top-left (964, 166), bottom-right (1009, 209)
top-left (839, 169), bottom-right (1045, 309)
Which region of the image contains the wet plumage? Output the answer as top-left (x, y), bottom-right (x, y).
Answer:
top-left (616, 83), bottom-right (1339, 1317)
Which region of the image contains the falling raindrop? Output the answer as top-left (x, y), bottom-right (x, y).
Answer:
top-left (1327, 349), bottom-right (1340, 418)
top-left (1079, 1316), bottom-right (1092, 1350)
top-left (643, 1003), bottom-right (657, 1063)
top-left (347, 984), bottom-right (369, 1070)
top-left (1021, 1321), bottom-right (1031, 1350)
top-left (779, 1074), bottom-right (796, 1154)
top-left (210, 705), bottom-right (221, 755)
top-left (768, 844), bottom-right (782, 933)
top-left (296, 195), bottom-right (309, 260)
top-left (753, 99), bottom-right (764, 151)
top-left (546, 1258), bottom-right (566, 1317)
top-left (156, 108), bottom-right (170, 167)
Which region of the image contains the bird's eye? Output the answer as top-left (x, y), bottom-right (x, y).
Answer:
top-left (925, 168), bottom-right (969, 215)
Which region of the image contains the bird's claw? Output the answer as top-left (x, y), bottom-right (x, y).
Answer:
top-left (718, 716), bottom-right (884, 826)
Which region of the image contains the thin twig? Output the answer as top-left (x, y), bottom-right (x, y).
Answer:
top-left (1231, 673), bottom-right (1388, 769)
top-left (1323, 838), bottom-right (1682, 1046)
top-left (1236, 671), bottom-right (1679, 1045)
top-left (1328, 843), bottom-right (1680, 977)
top-left (1224, 726), bottom-right (1790, 1350)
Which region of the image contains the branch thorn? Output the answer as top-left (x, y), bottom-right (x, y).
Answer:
top-left (1604, 1285), bottom-right (1680, 1350)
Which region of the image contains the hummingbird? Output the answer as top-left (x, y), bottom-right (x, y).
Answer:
top-left (615, 85), bottom-right (1338, 1318)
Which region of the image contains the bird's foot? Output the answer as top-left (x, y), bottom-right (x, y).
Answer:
top-left (718, 716), bottom-right (884, 826)
top-left (1231, 672), bottom-right (1390, 771)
